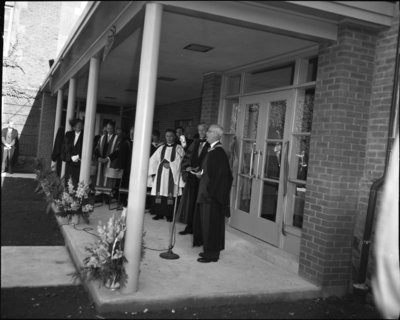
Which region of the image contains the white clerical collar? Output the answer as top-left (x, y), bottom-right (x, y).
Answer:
top-left (210, 141), bottom-right (219, 149)
top-left (75, 131), bottom-right (81, 135)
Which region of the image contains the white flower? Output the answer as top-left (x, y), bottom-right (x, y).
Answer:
top-left (67, 178), bottom-right (75, 194)
top-left (70, 201), bottom-right (80, 211)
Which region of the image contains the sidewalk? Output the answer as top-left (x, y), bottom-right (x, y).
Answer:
top-left (59, 204), bottom-right (322, 313)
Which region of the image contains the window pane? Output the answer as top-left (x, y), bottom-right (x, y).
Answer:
top-left (294, 88), bottom-right (314, 133)
top-left (260, 181), bottom-right (279, 222)
top-left (223, 99), bottom-right (239, 134)
top-left (306, 57), bottom-right (318, 82)
top-left (226, 75), bottom-right (241, 96)
top-left (264, 142), bottom-right (281, 180)
top-left (267, 100), bottom-right (287, 139)
top-left (292, 184), bottom-right (306, 228)
top-left (244, 63), bottom-right (294, 93)
top-left (243, 103), bottom-right (259, 139)
top-left (240, 141), bottom-right (255, 176)
top-left (238, 176), bottom-right (252, 213)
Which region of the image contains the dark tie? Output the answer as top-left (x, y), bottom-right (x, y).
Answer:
top-left (198, 140), bottom-right (206, 156)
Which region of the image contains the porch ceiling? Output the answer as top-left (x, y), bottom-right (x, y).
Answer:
top-left (75, 10), bottom-right (317, 107)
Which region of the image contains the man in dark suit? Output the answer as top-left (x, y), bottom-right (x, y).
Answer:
top-left (1, 120), bottom-right (19, 174)
top-left (175, 126), bottom-right (193, 151)
top-left (62, 119), bottom-right (84, 186)
top-left (94, 121), bottom-right (120, 187)
top-left (192, 124), bottom-right (233, 263)
top-left (178, 123), bottom-right (210, 235)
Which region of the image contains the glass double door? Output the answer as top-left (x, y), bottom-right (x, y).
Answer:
top-left (230, 91), bottom-right (293, 246)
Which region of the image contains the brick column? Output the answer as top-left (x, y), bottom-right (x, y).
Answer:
top-left (299, 23), bottom-right (378, 294)
top-left (353, 10), bottom-right (399, 285)
top-left (37, 91), bottom-right (57, 170)
top-left (200, 72), bottom-right (222, 125)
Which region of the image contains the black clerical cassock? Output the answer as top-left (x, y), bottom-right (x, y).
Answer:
top-left (193, 142), bottom-right (233, 261)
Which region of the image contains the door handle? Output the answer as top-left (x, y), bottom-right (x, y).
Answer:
top-left (256, 150), bottom-right (262, 179)
top-left (283, 141), bottom-right (289, 197)
top-left (248, 143), bottom-right (257, 179)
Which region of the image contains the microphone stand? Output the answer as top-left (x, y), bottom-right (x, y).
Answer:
top-left (160, 149), bottom-right (183, 260)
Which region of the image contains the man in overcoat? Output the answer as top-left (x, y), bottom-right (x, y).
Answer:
top-left (192, 124), bottom-right (233, 263)
top-left (178, 123), bottom-right (210, 235)
top-left (62, 119), bottom-right (84, 186)
top-left (1, 120), bottom-right (19, 174)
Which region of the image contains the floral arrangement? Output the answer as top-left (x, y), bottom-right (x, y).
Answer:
top-left (34, 159), bottom-right (65, 214)
top-left (53, 177), bottom-right (94, 223)
top-left (72, 209), bottom-right (146, 289)
top-left (34, 158), bottom-right (94, 223)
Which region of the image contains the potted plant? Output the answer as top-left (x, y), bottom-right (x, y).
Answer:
top-left (72, 209), bottom-right (146, 289)
top-left (54, 177), bottom-right (95, 224)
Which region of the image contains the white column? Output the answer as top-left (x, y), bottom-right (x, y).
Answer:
top-left (61, 78), bottom-right (77, 177)
top-left (53, 89), bottom-right (63, 143)
top-left (122, 2), bottom-right (163, 294)
top-left (65, 78), bottom-right (77, 131)
top-left (79, 57), bottom-right (100, 184)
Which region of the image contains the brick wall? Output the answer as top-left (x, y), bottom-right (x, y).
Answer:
top-left (200, 72), bottom-right (222, 125)
top-left (2, 1), bottom-right (86, 169)
top-left (299, 23), bottom-right (379, 292)
top-left (154, 98), bottom-right (202, 140)
top-left (353, 9), bottom-right (399, 285)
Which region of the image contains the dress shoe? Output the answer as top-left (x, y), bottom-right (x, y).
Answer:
top-left (197, 257), bottom-right (218, 263)
top-left (166, 217), bottom-right (173, 222)
top-left (198, 252), bottom-right (205, 258)
top-left (152, 215), bottom-right (163, 220)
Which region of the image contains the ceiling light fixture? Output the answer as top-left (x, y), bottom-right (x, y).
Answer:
top-left (183, 43), bottom-right (214, 53)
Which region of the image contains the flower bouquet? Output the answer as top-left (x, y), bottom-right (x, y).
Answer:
top-left (53, 177), bottom-right (95, 224)
top-left (71, 209), bottom-right (145, 289)
top-left (34, 159), bottom-right (65, 215)
top-left (34, 159), bottom-right (94, 224)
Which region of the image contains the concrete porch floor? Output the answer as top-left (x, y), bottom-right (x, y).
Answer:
top-left (59, 204), bottom-right (321, 313)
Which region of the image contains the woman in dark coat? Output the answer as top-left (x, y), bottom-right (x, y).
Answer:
top-left (62, 119), bottom-right (84, 186)
top-left (51, 126), bottom-right (65, 177)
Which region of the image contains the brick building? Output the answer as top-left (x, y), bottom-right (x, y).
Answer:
top-left (2, 1), bottom-right (88, 168)
top-left (22, 1), bottom-right (400, 295)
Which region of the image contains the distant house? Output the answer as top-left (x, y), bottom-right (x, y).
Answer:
top-left (27, 1), bottom-right (400, 295)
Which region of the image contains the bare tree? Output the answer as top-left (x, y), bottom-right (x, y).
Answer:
top-left (2, 40), bottom-right (35, 103)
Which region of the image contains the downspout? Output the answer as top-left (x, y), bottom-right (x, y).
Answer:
top-left (354, 17), bottom-right (400, 290)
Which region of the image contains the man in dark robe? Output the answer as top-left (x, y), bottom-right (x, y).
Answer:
top-left (51, 126), bottom-right (65, 177)
top-left (178, 123), bottom-right (210, 235)
top-left (62, 119), bottom-right (84, 186)
top-left (192, 124), bottom-right (233, 263)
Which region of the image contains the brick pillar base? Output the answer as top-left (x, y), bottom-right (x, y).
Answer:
top-left (299, 23), bottom-right (379, 292)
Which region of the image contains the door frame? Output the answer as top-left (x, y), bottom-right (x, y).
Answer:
top-left (229, 90), bottom-right (295, 247)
